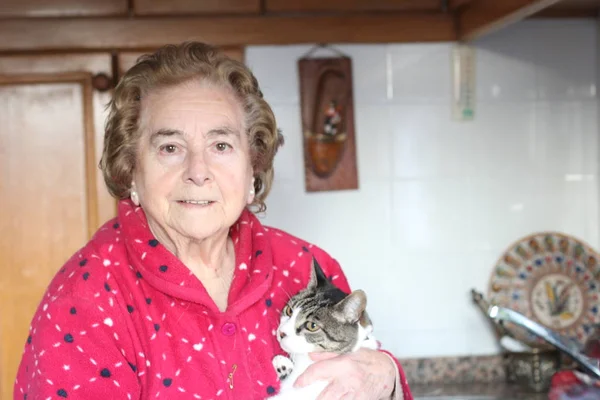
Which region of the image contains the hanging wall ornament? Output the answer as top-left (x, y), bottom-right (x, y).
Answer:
top-left (298, 44), bottom-right (358, 192)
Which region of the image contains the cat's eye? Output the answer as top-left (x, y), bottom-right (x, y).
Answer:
top-left (304, 322), bottom-right (319, 332)
top-left (283, 305), bottom-right (293, 317)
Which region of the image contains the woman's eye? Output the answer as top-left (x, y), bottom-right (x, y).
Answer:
top-left (215, 142), bottom-right (231, 152)
top-left (304, 322), bottom-right (319, 332)
top-left (283, 305), bottom-right (292, 317)
top-left (160, 144), bottom-right (178, 154)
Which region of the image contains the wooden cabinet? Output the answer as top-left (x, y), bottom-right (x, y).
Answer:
top-left (0, 0), bottom-right (127, 17)
top-left (0, 54), bottom-right (116, 399)
top-left (265, 0), bottom-right (440, 12)
top-left (133, 0), bottom-right (260, 15)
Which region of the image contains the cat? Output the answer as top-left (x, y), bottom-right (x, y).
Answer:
top-left (268, 257), bottom-right (378, 399)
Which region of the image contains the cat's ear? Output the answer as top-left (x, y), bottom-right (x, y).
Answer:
top-left (307, 257), bottom-right (330, 290)
top-left (332, 290), bottom-right (367, 324)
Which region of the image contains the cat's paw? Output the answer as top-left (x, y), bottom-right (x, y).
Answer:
top-left (272, 355), bottom-right (294, 381)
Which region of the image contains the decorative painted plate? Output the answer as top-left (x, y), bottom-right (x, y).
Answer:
top-left (487, 232), bottom-right (600, 349)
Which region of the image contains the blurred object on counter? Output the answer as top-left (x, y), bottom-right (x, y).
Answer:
top-left (549, 369), bottom-right (600, 400)
top-left (486, 232), bottom-right (600, 351)
top-left (471, 289), bottom-right (561, 392)
top-left (472, 289), bottom-right (535, 352)
top-left (472, 288), bottom-right (511, 339)
top-left (485, 302), bottom-right (600, 395)
top-left (548, 324), bottom-right (600, 400)
top-left (486, 306), bottom-right (600, 380)
top-left (504, 347), bottom-right (561, 393)
top-left (581, 325), bottom-right (600, 361)
top-left (500, 335), bottom-right (533, 352)
top-left (470, 231), bottom-right (600, 394)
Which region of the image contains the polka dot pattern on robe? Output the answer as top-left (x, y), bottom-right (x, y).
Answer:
top-left (13, 199), bottom-right (412, 400)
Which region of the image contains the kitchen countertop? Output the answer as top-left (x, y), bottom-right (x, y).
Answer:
top-left (410, 382), bottom-right (548, 399)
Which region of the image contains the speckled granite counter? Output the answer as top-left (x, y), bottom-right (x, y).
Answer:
top-left (400, 355), bottom-right (506, 384)
top-left (410, 383), bottom-right (548, 399)
top-left (399, 355), bottom-right (551, 399)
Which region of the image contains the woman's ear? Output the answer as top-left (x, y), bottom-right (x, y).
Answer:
top-left (247, 177), bottom-right (256, 205)
top-left (130, 181), bottom-right (140, 206)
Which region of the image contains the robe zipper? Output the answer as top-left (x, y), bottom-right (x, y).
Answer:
top-left (227, 363), bottom-right (238, 390)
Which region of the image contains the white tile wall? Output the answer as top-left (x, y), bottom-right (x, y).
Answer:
top-left (245, 19), bottom-right (600, 358)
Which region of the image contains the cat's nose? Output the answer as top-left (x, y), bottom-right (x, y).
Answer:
top-left (278, 331), bottom-right (287, 339)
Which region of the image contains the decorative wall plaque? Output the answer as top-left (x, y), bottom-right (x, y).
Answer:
top-left (298, 47), bottom-right (358, 192)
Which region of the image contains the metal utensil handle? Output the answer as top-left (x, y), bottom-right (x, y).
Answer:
top-left (488, 305), bottom-right (600, 379)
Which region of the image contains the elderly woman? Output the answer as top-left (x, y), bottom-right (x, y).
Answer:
top-left (14, 42), bottom-right (412, 400)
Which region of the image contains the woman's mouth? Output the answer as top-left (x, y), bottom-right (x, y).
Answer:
top-left (177, 200), bottom-right (214, 206)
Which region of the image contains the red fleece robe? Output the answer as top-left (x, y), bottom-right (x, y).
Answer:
top-left (14, 199), bottom-right (413, 400)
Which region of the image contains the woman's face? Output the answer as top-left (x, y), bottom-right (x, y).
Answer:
top-left (132, 80), bottom-right (255, 244)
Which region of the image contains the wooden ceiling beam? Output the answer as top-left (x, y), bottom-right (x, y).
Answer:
top-left (265, 0), bottom-right (441, 13)
top-left (457, 0), bottom-right (563, 41)
top-left (533, 7), bottom-right (600, 18)
top-left (0, 14), bottom-right (455, 53)
top-left (448, 0), bottom-right (476, 10)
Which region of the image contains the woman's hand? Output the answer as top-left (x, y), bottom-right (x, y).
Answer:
top-left (294, 348), bottom-right (397, 400)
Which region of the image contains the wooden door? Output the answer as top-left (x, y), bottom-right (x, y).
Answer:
top-left (0, 54), bottom-right (115, 399)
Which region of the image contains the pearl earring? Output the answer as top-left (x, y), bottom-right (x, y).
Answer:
top-left (249, 188), bottom-right (255, 196)
top-left (131, 190), bottom-right (140, 206)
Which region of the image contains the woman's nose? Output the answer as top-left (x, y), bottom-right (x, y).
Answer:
top-left (183, 151), bottom-right (212, 185)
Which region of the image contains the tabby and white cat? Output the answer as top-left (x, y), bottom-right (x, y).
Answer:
top-left (268, 257), bottom-right (378, 399)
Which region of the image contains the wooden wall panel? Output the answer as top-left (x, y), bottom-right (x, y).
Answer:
top-left (0, 54), bottom-right (117, 225)
top-left (448, 0), bottom-right (476, 9)
top-left (534, 0), bottom-right (600, 17)
top-left (0, 0), bottom-right (127, 17)
top-left (0, 74), bottom-right (93, 400)
top-left (458, 0), bottom-right (563, 40)
top-left (133, 0), bottom-right (260, 15)
top-left (0, 54), bottom-right (119, 399)
top-left (0, 14), bottom-right (456, 52)
top-left (265, 0), bottom-right (441, 12)
top-left (0, 51), bottom-right (123, 395)
top-left (0, 78), bottom-right (93, 287)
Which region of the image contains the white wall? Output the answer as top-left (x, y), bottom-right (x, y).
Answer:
top-left (245, 19), bottom-right (599, 358)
